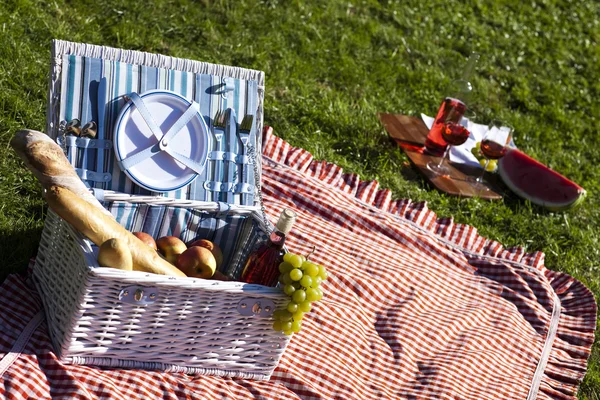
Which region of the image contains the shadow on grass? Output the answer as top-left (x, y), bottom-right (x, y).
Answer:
top-left (0, 201), bottom-right (46, 284)
top-left (0, 226), bottom-right (43, 284)
top-left (399, 162), bottom-right (426, 184)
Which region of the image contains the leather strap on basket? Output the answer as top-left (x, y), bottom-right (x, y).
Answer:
top-left (118, 93), bottom-right (205, 174)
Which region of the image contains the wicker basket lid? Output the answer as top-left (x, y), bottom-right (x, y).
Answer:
top-left (50, 39), bottom-right (265, 207)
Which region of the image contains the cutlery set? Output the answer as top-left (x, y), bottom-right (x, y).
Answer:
top-left (61, 85), bottom-right (256, 205)
top-left (210, 108), bottom-right (255, 204)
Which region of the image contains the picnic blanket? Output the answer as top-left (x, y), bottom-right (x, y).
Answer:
top-left (0, 127), bottom-right (596, 399)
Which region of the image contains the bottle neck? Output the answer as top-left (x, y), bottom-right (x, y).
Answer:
top-left (452, 52), bottom-right (479, 102)
top-left (269, 230), bottom-right (286, 248)
top-left (460, 52), bottom-right (480, 81)
top-left (450, 80), bottom-right (472, 103)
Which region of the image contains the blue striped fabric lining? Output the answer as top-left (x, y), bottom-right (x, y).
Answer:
top-left (105, 202), bottom-right (267, 278)
top-left (60, 55), bottom-right (259, 206)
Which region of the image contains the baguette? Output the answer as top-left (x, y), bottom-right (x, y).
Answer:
top-left (10, 129), bottom-right (108, 213)
top-left (46, 185), bottom-right (186, 277)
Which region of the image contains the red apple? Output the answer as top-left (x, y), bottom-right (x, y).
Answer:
top-left (189, 239), bottom-right (223, 268)
top-left (156, 236), bottom-right (187, 265)
top-left (132, 232), bottom-right (157, 250)
top-left (176, 246), bottom-right (217, 278)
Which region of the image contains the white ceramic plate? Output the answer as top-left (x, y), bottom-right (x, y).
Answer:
top-left (114, 90), bottom-right (211, 192)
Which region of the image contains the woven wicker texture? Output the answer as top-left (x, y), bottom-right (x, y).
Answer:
top-left (34, 210), bottom-right (289, 380)
top-left (30, 39), bottom-right (292, 380)
top-left (50, 40), bottom-right (263, 206)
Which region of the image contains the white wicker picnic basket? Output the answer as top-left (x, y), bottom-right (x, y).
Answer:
top-left (32, 40), bottom-right (291, 380)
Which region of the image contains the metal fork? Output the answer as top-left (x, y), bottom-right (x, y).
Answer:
top-left (212, 109), bottom-right (228, 202)
top-left (239, 115), bottom-right (253, 141)
top-left (238, 114), bottom-right (254, 205)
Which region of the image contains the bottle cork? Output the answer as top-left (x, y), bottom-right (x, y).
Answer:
top-left (276, 209), bottom-right (297, 235)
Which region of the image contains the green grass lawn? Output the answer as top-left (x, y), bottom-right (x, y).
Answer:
top-left (1, 0), bottom-right (599, 397)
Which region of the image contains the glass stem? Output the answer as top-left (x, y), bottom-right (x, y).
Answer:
top-left (477, 158), bottom-right (490, 184)
top-left (437, 146), bottom-right (451, 168)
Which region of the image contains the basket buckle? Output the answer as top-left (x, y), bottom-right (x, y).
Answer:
top-left (237, 298), bottom-right (275, 318)
top-left (119, 286), bottom-right (159, 305)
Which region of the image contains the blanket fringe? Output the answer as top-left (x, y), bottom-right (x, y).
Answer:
top-left (262, 125), bottom-right (597, 400)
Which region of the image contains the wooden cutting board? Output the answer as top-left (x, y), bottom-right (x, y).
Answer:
top-left (378, 113), bottom-right (503, 200)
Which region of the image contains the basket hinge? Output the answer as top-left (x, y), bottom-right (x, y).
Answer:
top-left (237, 298), bottom-right (275, 318)
top-left (119, 286), bottom-right (159, 305)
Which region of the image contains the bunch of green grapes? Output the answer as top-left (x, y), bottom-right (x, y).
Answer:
top-left (471, 142), bottom-right (498, 172)
top-left (271, 252), bottom-right (328, 335)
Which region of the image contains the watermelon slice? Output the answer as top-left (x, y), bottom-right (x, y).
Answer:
top-left (498, 148), bottom-right (586, 211)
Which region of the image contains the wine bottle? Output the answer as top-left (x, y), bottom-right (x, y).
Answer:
top-left (241, 209), bottom-right (297, 286)
top-left (424, 52), bottom-right (480, 156)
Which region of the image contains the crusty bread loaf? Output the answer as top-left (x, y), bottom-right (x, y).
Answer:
top-left (11, 129), bottom-right (185, 277)
top-left (11, 129), bottom-right (109, 213)
top-left (46, 186), bottom-right (186, 277)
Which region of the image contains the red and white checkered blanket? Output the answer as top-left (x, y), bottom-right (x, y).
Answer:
top-left (0, 127), bottom-right (596, 399)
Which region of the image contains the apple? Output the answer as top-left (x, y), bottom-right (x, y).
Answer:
top-left (176, 246), bottom-right (217, 278)
top-left (189, 239), bottom-right (223, 268)
top-left (132, 232), bottom-right (157, 250)
top-left (156, 236), bottom-right (187, 265)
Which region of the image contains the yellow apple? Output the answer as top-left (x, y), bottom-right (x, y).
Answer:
top-left (189, 239), bottom-right (223, 268)
top-left (156, 236), bottom-right (187, 265)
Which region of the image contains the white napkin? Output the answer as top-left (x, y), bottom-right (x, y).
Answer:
top-left (420, 114), bottom-right (514, 169)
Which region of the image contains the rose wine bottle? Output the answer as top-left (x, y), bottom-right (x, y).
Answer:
top-left (424, 52), bottom-right (479, 156)
top-left (241, 209), bottom-right (297, 286)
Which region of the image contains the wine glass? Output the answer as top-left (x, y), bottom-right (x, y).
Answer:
top-left (470, 120), bottom-right (513, 192)
top-left (424, 52), bottom-right (480, 156)
top-left (426, 110), bottom-right (475, 177)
